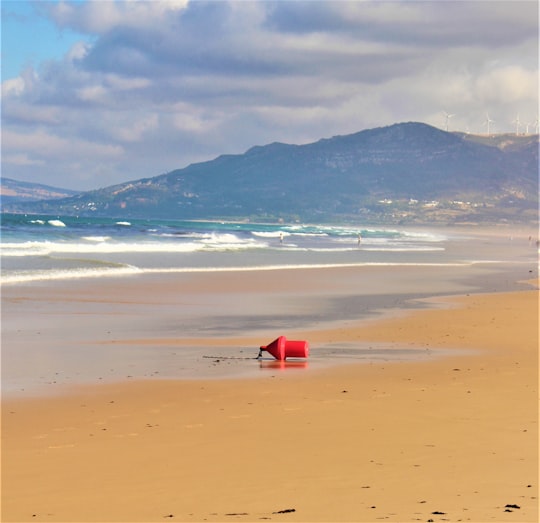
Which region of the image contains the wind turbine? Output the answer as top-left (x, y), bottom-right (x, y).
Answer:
top-left (512, 113), bottom-right (521, 135)
top-left (534, 117), bottom-right (539, 135)
top-left (483, 113), bottom-right (494, 136)
top-left (443, 111), bottom-right (455, 132)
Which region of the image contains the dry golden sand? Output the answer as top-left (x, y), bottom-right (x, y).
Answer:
top-left (2, 284), bottom-right (538, 522)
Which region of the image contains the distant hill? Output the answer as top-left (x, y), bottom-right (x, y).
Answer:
top-left (3, 122), bottom-right (538, 225)
top-left (0, 177), bottom-right (79, 205)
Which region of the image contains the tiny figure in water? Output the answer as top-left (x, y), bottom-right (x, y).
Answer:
top-left (279, 232), bottom-right (283, 244)
top-left (357, 233), bottom-right (362, 245)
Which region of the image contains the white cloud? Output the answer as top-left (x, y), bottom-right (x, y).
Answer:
top-left (475, 66), bottom-right (538, 104)
top-left (2, 0), bottom-right (538, 190)
top-left (76, 84), bottom-right (108, 102)
top-left (171, 110), bottom-right (220, 134)
top-left (47, 0), bottom-right (189, 34)
top-left (3, 128), bottom-right (123, 161)
top-left (2, 153), bottom-right (45, 167)
top-left (113, 114), bottom-right (159, 142)
top-left (66, 41), bottom-right (91, 62)
top-left (1, 77), bottom-right (26, 97)
top-left (104, 74), bottom-right (152, 91)
top-left (2, 101), bottom-right (62, 125)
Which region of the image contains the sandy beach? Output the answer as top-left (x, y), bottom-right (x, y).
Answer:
top-left (1, 232), bottom-right (539, 522)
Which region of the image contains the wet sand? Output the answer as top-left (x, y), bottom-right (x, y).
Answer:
top-left (1, 256), bottom-right (536, 396)
top-left (1, 233), bottom-right (539, 522)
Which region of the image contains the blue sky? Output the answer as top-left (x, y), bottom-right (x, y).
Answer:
top-left (1, 0), bottom-right (90, 79)
top-left (1, 0), bottom-right (538, 191)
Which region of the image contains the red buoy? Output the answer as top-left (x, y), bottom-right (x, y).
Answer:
top-left (259, 336), bottom-right (309, 361)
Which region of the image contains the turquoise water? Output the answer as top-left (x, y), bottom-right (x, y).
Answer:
top-left (1, 213), bottom-right (454, 284)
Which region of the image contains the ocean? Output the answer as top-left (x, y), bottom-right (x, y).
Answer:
top-left (0, 212), bottom-right (466, 285)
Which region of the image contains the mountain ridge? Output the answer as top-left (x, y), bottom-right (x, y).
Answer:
top-left (0, 177), bottom-right (78, 204)
top-left (2, 122), bottom-right (538, 225)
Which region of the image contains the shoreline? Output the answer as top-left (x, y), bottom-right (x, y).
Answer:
top-left (2, 257), bottom-right (537, 398)
top-left (2, 223), bottom-right (538, 287)
top-left (2, 274), bottom-right (538, 522)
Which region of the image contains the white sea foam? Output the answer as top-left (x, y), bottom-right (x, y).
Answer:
top-left (1, 242), bottom-right (53, 256)
top-left (5, 216), bottom-right (533, 290)
top-left (151, 261), bottom-right (470, 273)
top-left (360, 246), bottom-right (445, 252)
top-left (198, 233), bottom-right (268, 250)
top-left (289, 232), bottom-right (328, 237)
top-left (0, 236), bottom-right (268, 256)
top-left (282, 246), bottom-right (445, 253)
top-left (0, 261), bottom-right (472, 285)
top-left (82, 236), bottom-right (112, 242)
top-left (252, 231), bottom-right (290, 238)
top-left (202, 232), bottom-right (246, 243)
top-left (0, 233), bottom-right (448, 257)
top-left (48, 219), bottom-right (66, 227)
top-left (401, 230), bottom-right (446, 242)
top-left (1, 265), bottom-right (142, 284)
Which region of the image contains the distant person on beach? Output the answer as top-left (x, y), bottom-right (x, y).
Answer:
top-left (357, 233), bottom-right (362, 245)
top-left (279, 232), bottom-right (283, 244)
